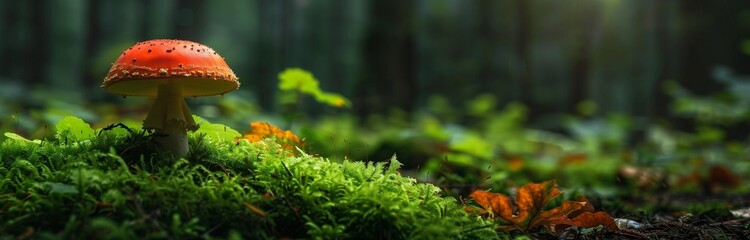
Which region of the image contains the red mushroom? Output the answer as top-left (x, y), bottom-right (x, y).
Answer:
top-left (102, 39), bottom-right (239, 156)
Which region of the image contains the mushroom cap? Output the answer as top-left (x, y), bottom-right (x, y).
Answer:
top-left (102, 39), bottom-right (239, 97)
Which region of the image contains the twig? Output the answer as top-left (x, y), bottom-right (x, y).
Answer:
top-left (98, 123), bottom-right (136, 136)
top-left (707, 217), bottom-right (750, 227)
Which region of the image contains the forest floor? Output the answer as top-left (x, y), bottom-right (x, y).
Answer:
top-left (3, 116), bottom-right (750, 239)
top-left (531, 193), bottom-right (750, 239)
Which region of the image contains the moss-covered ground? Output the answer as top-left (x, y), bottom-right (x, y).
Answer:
top-left (0, 126), bottom-right (498, 239)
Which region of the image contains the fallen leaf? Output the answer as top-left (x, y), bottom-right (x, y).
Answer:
top-left (567, 195), bottom-right (595, 218)
top-left (469, 180), bottom-right (587, 232)
top-left (708, 165), bottom-right (741, 190)
top-left (571, 212), bottom-right (618, 231)
top-left (235, 122), bottom-right (304, 152)
top-left (468, 190), bottom-right (513, 219)
top-left (675, 164), bottom-right (741, 193)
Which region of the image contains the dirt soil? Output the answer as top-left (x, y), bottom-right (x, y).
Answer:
top-left (538, 193), bottom-right (750, 239)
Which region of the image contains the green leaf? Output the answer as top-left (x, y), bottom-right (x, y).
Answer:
top-left (466, 94), bottom-right (497, 116)
top-left (193, 115), bottom-right (241, 143)
top-left (315, 92), bottom-right (351, 108)
top-left (278, 68), bottom-right (351, 108)
top-left (451, 133), bottom-right (494, 159)
top-left (4, 132), bottom-right (42, 144)
top-left (55, 116), bottom-right (96, 141)
top-left (278, 68), bottom-right (321, 95)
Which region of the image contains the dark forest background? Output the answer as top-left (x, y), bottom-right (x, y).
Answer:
top-left (2, 0), bottom-right (750, 130)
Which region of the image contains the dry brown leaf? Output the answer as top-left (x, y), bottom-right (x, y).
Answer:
top-left (571, 212), bottom-right (618, 231)
top-left (468, 180), bottom-right (587, 232)
top-left (708, 165), bottom-right (741, 190)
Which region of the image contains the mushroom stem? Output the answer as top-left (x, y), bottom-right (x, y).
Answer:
top-left (143, 82), bottom-right (198, 157)
top-left (155, 118), bottom-right (190, 157)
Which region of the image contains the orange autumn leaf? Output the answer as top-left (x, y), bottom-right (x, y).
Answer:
top-left (468, 180), bottom-right (587, 232)
top-left (550, 211), bottom-right (618, 233)
top-left (554, 195), bottom-right (618, 233)
top-left (235, 122), bottom-right (304, 152)
top-left (568, 195), bottom-right (595, 217)
top-left (571, 212), bottom-right (618, 231)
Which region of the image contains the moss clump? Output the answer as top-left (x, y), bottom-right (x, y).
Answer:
top-left (0, 125), bottom-right (497, 239)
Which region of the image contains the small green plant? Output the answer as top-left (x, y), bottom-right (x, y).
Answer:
top-left (278, 68), bottom-right (351, 128)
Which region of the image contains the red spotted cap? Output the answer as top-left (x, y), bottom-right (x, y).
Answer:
top-left (102, 39), bottom-right (239, 97)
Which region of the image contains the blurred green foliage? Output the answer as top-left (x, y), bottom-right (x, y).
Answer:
top-left (1, 67), bottom-right (750, 237)
top-left (3, 67), bottom-right (750, 199)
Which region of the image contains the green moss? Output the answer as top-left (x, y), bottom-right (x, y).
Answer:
top-left (0, 126), bottom-right (498, 239)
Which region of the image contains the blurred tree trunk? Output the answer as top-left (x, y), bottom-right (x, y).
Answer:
top-left (677, 0), bottom-right (721, 94)
top-left (567, 1), bottom-right (597, 114)
top-left (202, 0), bottom-right (257, 96)
top-left (474, 0), bottom-right (496, 93)
top-left (357, 0), bottom-right (416, 115)
top-left (477, 0), bottom-right (497, 94)
top-left (516, 0), bottom-right (532, 104)
top-left (174, 0), bottom-right (206, 40)
top-left (83, 0), bottom-right (99, 88)
top-left (652, 0), bottom-right (675, 119)
top-left (306, 0), bottom-right (365, 112)
top-left (44, 0), bottom-right (88, 100)
top-left (710, 1), bottom-right (750, 73)
top-left (568, 32), bottom-right (591, 114)
top-left (29, 0), bottom-right (48, 86)
top-left (302, 0), bottom-right (333, 114)
top-left (337, 1), bottom-right (367, 104)
top-left (255, 0), bottom-right (289, 111)
top-left (144, 0), bottom-right (176, 39)
top-left (329, 1), bottom-right (345, 95)
top-left (0, 1), bottom-right (10, 80)
top-left (95, 1), bottom-right (140, 44)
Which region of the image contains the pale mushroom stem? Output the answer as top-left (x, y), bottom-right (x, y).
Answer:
top-left (143, 81), bottom-right (199, 157)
